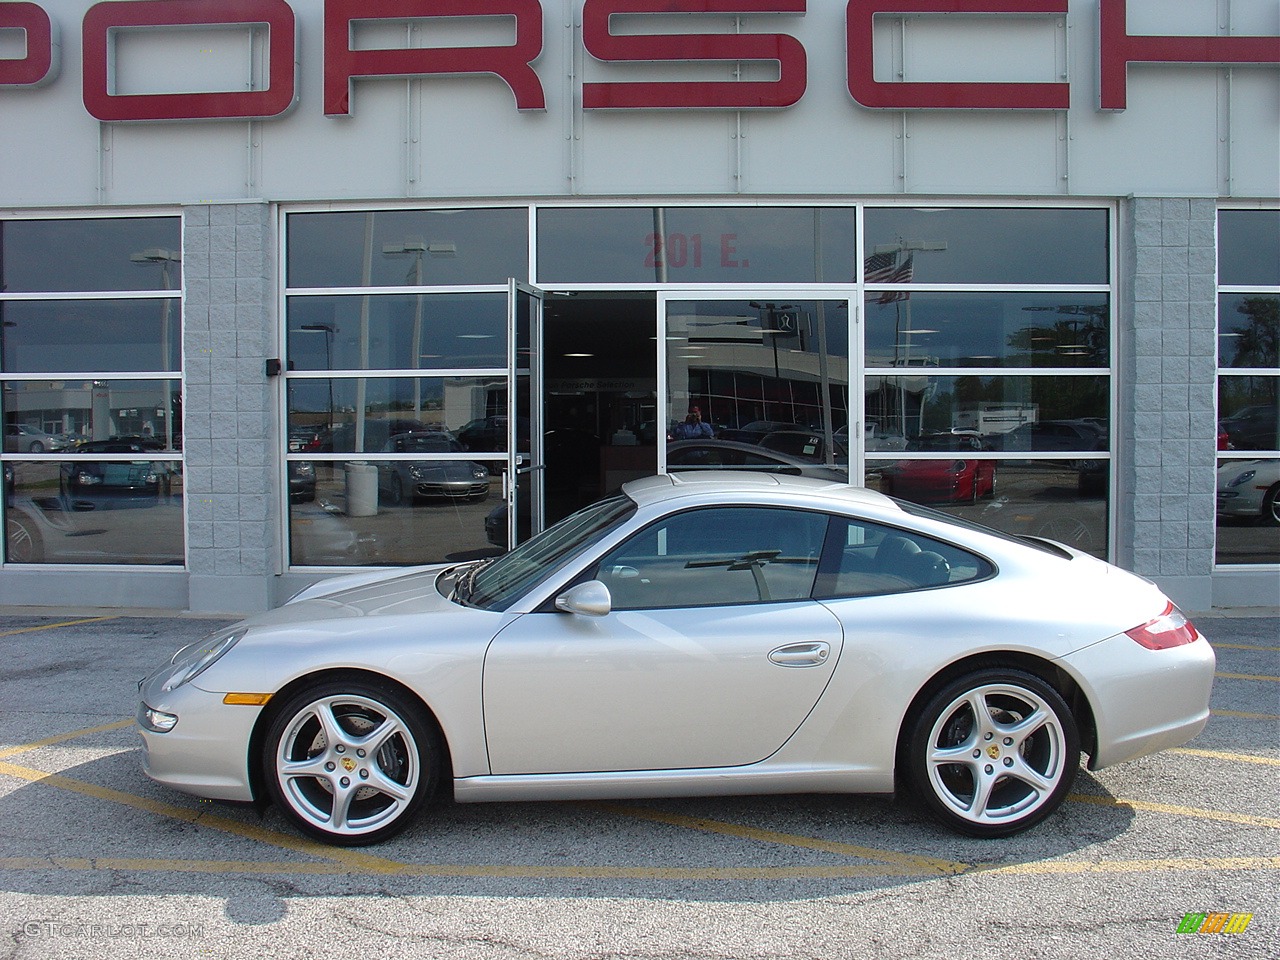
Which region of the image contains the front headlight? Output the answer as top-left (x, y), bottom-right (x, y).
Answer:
top-left (160, 628), bottom-right (247, 692)
top-left (1227, 470), bottom-right (1256, 489)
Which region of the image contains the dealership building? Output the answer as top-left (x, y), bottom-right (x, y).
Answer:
top-left (0, 0), bottom-right (1276, 614)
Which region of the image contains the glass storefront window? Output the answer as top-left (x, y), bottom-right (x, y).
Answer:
top-left (665, 298), bottom-right (850, 477)
top-left (288, 459), bottom-right (503, 566)
top-left (286, 293), bottom-right (508, 371)
top-left (864, 293), bottom-right (1110, 368)
top-left (863, 375), bottom-right (1108, 447)
top-left (1218, 210), bottom-right (1280, 287)
top-left (0, 218), bottom-right (182, 293)
top-left (864, 208), bottom-right (1109, 285)
top-left (1215, 458), bottom-right (1280, 563)
top-left (3, 380), bottom-right (182, 452)
top-left (1217, 294), bottom-right (1278, 369)
top-left (870, 457), bottom-right (1108, 559)
top-left (1, 299), bottom-right (181, 373)
top-left (1215, 208), bottom-right (1278, 567)
top-left (286, 376), bottom-right (509, 454)
top-left (286, 209), bottom-right (528, 288)
top-left (2, 215), bottom-right (184, 565)
top-left (538, 207), bottom-right (857, 284)
top-left (5, 459), bottom-right (183, 564)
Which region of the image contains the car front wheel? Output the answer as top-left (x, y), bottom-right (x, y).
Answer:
top-left (907, 669), bottom-right (1079, 837)
top-left (263, 680), bottom-right (440, 846)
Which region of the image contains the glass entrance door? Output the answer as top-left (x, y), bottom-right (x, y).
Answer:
top-left (659, 294), bottom-right (855, 483)
top-left (508, 281), bottom-right (545, 547)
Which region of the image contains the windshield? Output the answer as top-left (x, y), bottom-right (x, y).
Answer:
top-left (465, 495), bottom-right (637, 611)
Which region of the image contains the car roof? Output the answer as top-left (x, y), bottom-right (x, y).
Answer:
top-left (620, 471), bottom-right (900, 511)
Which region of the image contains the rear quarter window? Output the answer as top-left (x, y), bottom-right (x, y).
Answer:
top-left (813, 517), bottom-right (994, 599)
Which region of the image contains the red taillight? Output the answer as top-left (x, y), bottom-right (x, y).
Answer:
top-left (1125, 602), bottom-right (1200, 650)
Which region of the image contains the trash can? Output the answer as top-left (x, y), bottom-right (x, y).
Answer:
top-left (345, 461), bottom-right (378, 517)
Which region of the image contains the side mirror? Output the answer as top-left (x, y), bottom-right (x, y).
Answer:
top-left (554, 580), bottom-right (612, 617)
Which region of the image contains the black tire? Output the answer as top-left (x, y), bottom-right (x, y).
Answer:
top-left (28, 441), bottom-right (43, 453)
top-left (262, 679), bottom-right (440, 846)
top-left (388, 475), bottom-right (404, 506)
top-left (907, 669), bottom-right (1079, 838)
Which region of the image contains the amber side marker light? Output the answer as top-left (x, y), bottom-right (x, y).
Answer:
top-left (222, 693), bottom-right (273, 706)
top-left (1126, 602), bottom-right (1201, 650)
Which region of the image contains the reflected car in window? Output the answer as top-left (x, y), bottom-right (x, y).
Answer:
top-left (375, 433), bottom-right (491, 505)
top-left (1216, 459), bottom-right (1280, 526)
top-left (987, 420), bottom-right (1104, 453)
top-left (60, 437), bottom-right (175, 506)
top-left (756, 430), bottom-right (848, 464)
top-left (138, 473), bottom-right (1213, 847)
top-left (879, 433), bottom-right (997, 504)
top-left (1221, 405), bottom-right (1280, 452)
top-left (5, 423), bottom-right (68, 453)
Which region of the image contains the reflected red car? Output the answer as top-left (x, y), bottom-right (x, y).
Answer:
top-left (880, 433), bottom-right (996, 504)
top-left (880, 458), bottom-right (996, 503)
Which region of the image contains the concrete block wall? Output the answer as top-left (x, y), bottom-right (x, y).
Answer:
top-left (1119, 198), bottom-right (1219, 612)
top-left (183, 202), bottom-right (280, 613)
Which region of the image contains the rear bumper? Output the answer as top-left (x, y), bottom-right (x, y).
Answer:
top-left (1062, 632), bottom-right (1216, 770)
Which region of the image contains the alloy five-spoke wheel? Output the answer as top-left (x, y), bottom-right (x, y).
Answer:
top-left (908, 669), bottom-right (1079, 837)
top-left (263, 680), bottom-right (440, 845)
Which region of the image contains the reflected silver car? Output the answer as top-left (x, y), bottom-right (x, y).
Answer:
top-left (138, 473), bottom-right (1214, 846)
top-left (1216, 459), bottom-right (1280, 525)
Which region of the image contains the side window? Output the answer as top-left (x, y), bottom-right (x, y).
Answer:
top-left (814, 518), bottom-right (993, 599)
top-left (596, 507), bottom-right (828, 609)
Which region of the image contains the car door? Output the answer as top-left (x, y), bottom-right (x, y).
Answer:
top-left (482, 505), bottom-right (844, 775)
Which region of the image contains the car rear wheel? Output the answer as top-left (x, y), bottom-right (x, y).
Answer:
top-left (908, 669), bottom-right (1078, 837)
top-left (263, 680), bottom-right (440, 846)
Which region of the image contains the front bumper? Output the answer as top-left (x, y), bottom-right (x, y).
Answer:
top-left (1063, 631), bottom-right (1217, 770)
top-left (136, 671), bottom-right (262, 802)
top-left (1216, 490), bottom-right (1263, 518)
top-left (417, 481), bottom-right (489, 499)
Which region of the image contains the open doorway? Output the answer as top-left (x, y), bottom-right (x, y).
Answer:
top-left (542, 293), bottom-right (657, 525)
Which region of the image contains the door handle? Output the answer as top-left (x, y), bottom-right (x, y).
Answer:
top-left (768, 642), bottom-right (831, 667)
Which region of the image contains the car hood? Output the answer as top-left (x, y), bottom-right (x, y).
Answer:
top-left (261, 564), bottom-right (458, 624)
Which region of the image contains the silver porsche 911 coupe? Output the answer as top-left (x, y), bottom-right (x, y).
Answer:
top-left (137, 473), bottom-right (1214, 846)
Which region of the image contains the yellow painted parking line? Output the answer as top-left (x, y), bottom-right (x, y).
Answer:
top-left (1212, 642), bottom-right (1280, 652)
top-left (0, 758), bottom-right (409, 874)
top-left (1068, 793), bottom-right (1280, 829)
top-left (1213, 709), bottom-right (1280, 720)
top-left (1215, 672), bottom-right (1279, 682)
top-left (975, 856), bottom-right (1280, 876)
top-left (0, 616), bottom-right (117, 638)
top-left (1169, 747), bottom-right (1280, 766)
top-left (0, 719), bottom-right (133, 761)
top-left (593, 802), bottom-right (971, 876)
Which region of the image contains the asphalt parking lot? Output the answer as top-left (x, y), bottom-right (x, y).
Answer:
top-left (0, 610), bottom-right (1276, 960)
